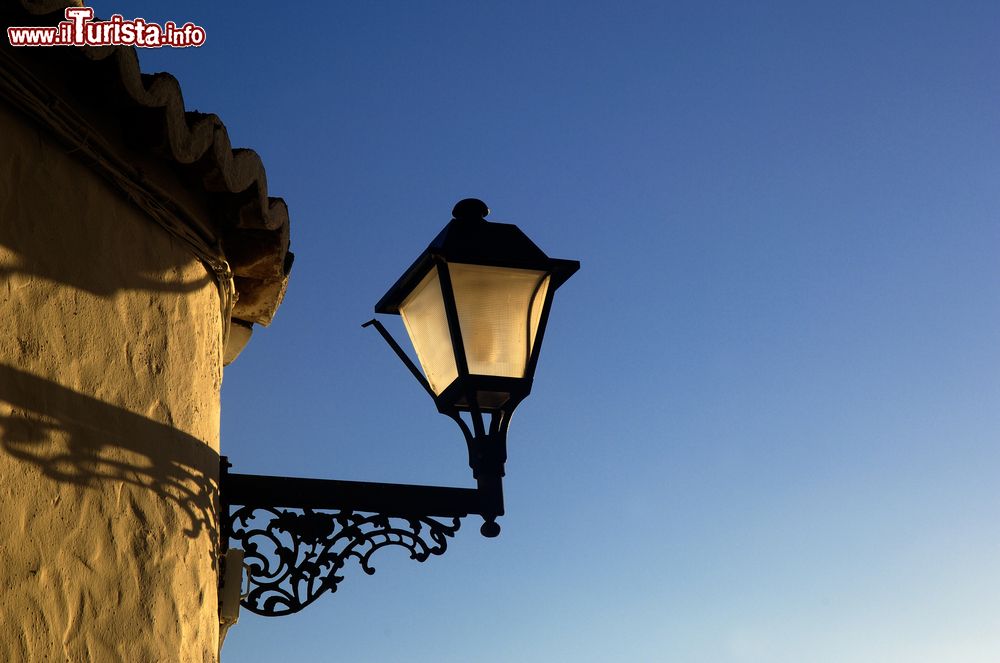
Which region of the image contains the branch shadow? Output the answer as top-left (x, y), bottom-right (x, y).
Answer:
top-left (0, 363), bottom-right (218, 543)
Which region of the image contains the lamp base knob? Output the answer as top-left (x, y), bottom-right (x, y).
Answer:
top-left (480, 519), bottom-right (501, 538)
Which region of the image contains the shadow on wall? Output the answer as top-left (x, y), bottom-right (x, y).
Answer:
top-left (0, 363), bottom-right (218, 543)
top-left (0, 203), bottom-right (213, 297)
top-left (0, 103), bottom-right (214, 298)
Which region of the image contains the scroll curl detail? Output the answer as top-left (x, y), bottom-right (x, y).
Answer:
top-left (227, 507), bottom-right (461, 616)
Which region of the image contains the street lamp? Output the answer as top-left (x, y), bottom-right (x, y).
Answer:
top-left (220, 199), bottom-right (579, 617)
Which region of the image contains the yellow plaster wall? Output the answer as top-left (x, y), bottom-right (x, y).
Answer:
top-left (0, 102), bottom-right (222, 661)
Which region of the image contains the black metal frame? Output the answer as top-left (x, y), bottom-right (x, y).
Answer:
top-left (373, 201), bottom-right (576, 414)
top-left (218, 200), bottom-right (578, 618)
top-left (219, 371), bottom-right (518, 617)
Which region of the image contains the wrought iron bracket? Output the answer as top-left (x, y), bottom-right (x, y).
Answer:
top-left (221, 320), bottom-right (517, 616)
top-left (219, 457), bottom-right (504, 616)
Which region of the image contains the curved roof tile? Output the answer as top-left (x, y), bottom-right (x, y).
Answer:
top-left (6, 0), bottom-right (293, 330)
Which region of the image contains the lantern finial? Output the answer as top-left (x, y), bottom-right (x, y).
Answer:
top-left (452, 198), bottom-right (489, 222)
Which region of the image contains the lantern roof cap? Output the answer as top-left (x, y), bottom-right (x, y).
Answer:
top-left (375, 200), bottom-right (579, 314)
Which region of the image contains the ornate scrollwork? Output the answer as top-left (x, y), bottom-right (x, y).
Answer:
top-left (225, 506), bottom-right (461, 616)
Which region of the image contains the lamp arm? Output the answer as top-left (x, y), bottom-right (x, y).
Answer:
top-left (219, 457), bottom-right (504, 617)
top-left (222, 470), bottom-right (490, 518)
top-left (361, 319), bottom-right (435, 399)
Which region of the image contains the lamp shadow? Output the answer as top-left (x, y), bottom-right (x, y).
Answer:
top-left (0, 363), bottom-right (218, 543)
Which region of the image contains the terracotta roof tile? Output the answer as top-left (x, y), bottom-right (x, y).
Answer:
top-left (3, 0), bottom-right (293, 334)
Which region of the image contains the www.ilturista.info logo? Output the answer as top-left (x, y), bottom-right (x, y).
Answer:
top-left (7, 7), bottom-right (206, 48)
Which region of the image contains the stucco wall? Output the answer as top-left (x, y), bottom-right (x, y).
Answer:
top-left (0, 100), bottom-right (222, 661)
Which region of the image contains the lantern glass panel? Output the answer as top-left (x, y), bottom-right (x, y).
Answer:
top-left (448, 263), bottom-right (550, 378)
top-left (399, 265), bottom-right (459, 394)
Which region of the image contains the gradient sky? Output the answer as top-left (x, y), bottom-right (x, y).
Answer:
top-left (88, 1), bottom-right (1000, 661)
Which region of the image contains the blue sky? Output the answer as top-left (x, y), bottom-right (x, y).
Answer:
top-left (91, 1), bottom-right (1000, 660)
